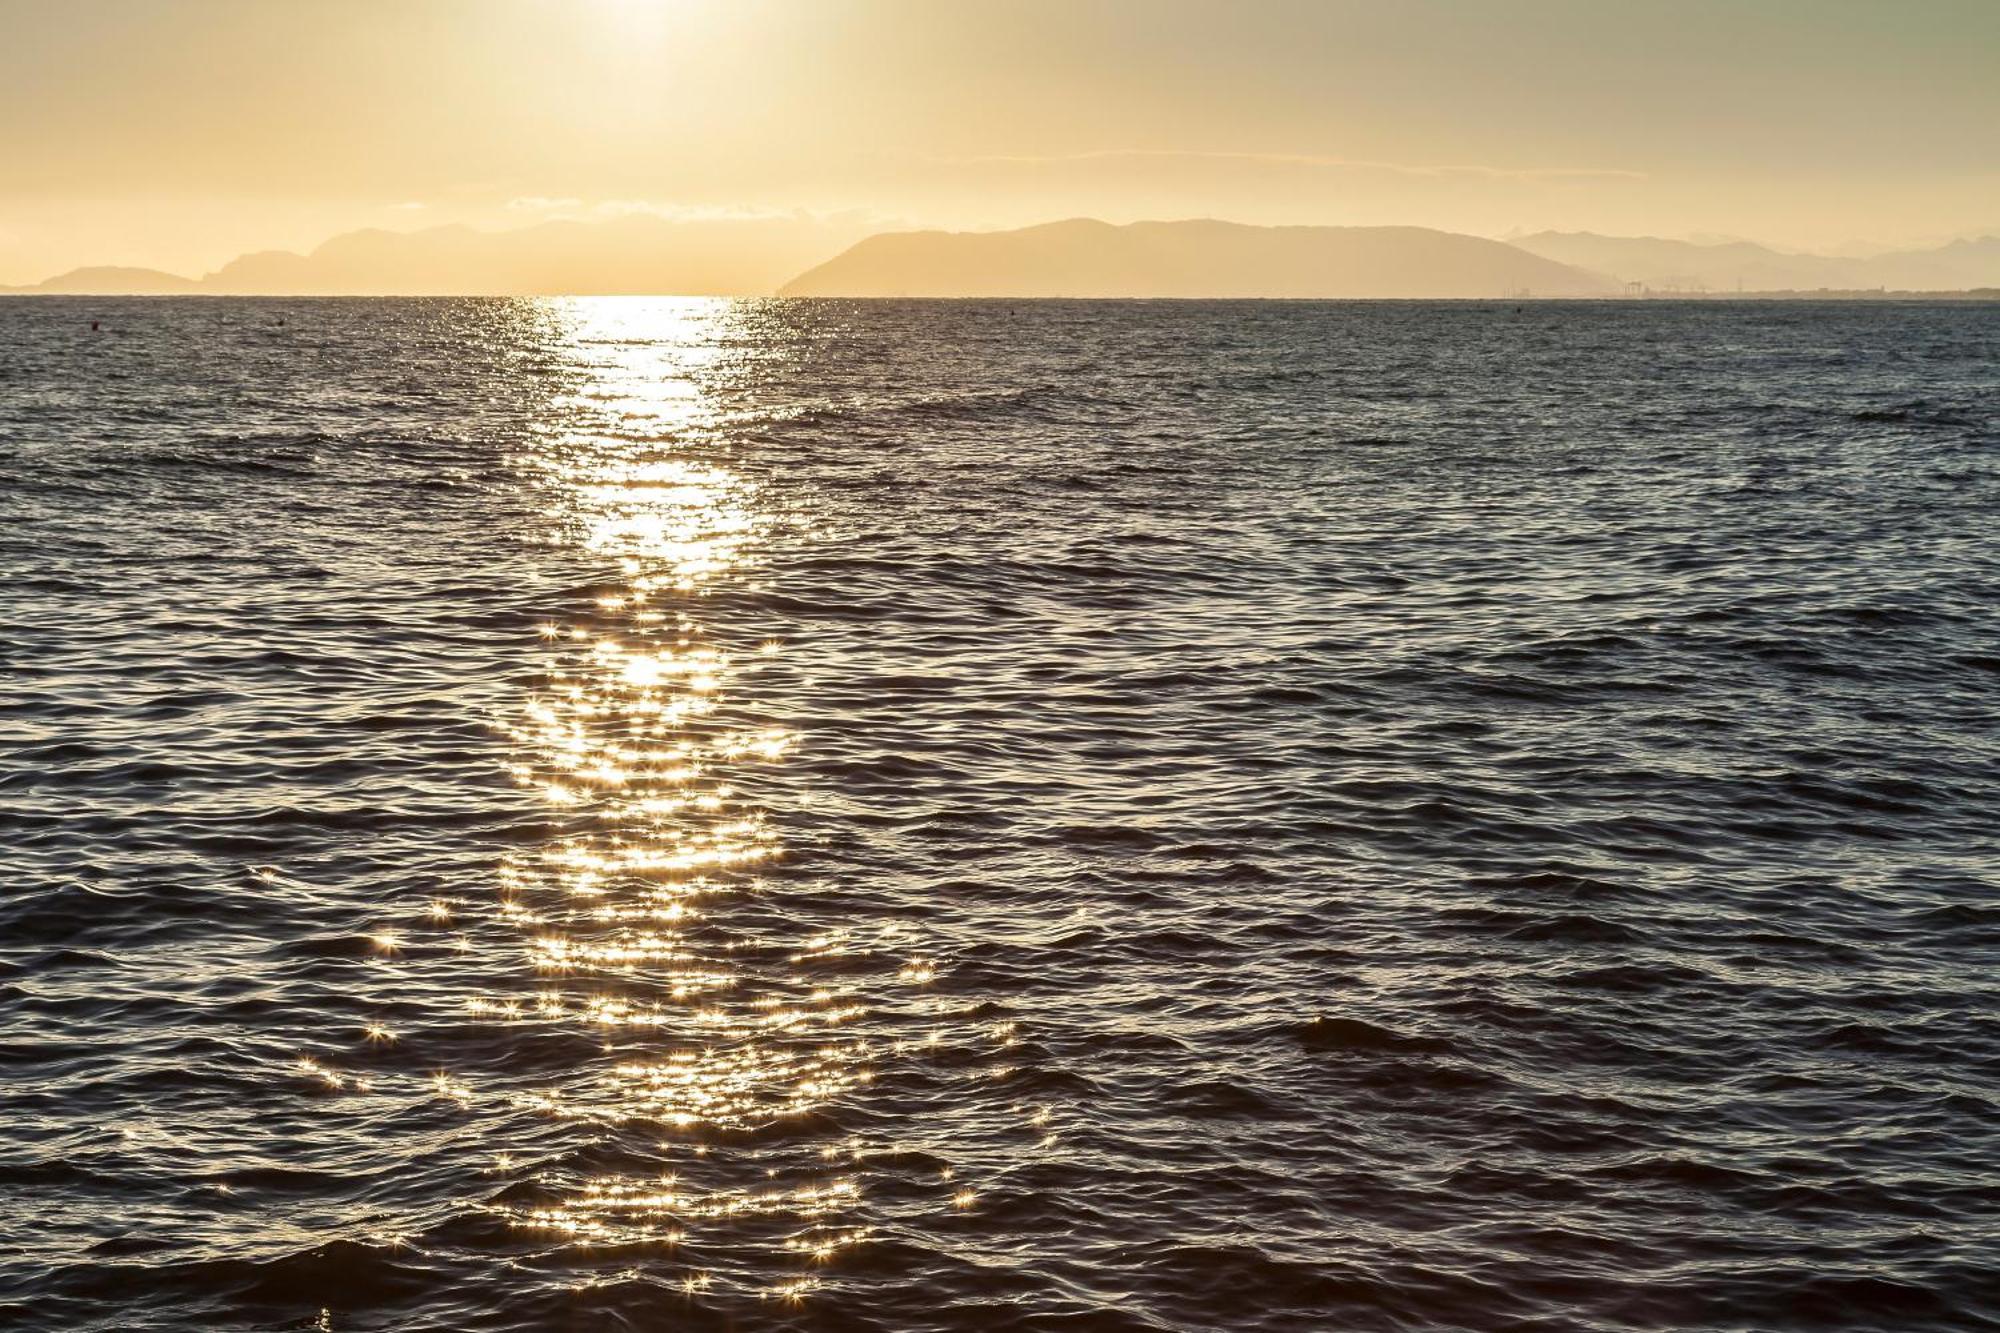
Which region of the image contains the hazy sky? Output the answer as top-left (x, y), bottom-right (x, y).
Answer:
top-left (3, 0), bottom-right (1995, 282)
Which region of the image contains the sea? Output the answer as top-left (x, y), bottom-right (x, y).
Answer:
top-left (0, 297), bottom-right (1995, 1332)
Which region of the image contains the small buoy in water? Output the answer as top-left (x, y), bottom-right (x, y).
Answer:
top-left (90, 320), bottom-right (100, 331)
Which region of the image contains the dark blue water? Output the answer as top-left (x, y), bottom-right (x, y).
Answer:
top-left (1, 297), bottom-right (1996, 1332)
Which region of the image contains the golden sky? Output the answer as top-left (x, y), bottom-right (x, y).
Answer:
top-left (3, 0), bottom-right (1995, 282)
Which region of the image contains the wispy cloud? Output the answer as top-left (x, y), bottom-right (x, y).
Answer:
top-left (503, 197), bottom-right (817, 221)
top-left (916, 148), bottom-right (1646, 183)
top-left (594, 201), bottom-right (823, 222)
top-left (499, 198), bottom-right (909, 228)
top-left (505, 195), bottom-right (585, 213)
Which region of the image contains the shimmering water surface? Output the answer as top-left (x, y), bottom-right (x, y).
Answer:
top-left (2, 298), bottom-right (1996, 1332)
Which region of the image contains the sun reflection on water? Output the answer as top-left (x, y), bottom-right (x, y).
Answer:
top-left (480, 300), bottom-right (947, 1298)
top-left (273, 300), bottom-right (1026, 1303)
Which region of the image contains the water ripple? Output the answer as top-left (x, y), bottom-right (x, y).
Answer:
top-left (0, 296), bottom-right (1995, 1331)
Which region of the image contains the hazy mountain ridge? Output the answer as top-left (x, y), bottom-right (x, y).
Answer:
top-left (5, 216), bottom-right (1997, 296)
top-left (779, 219), bottom-right (1616, 298)
top-left (8, 265), bottom-right (203, 295)
top-left (0, 214), bottom-right (871, 297)
top-left (1512, 231), bottom-right (2000, 292)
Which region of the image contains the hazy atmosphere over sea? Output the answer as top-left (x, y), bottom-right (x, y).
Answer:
top-left (2, 296), bottom-right (1996, 1331)
top-left (6, 1), bottom-right (2000, 1328)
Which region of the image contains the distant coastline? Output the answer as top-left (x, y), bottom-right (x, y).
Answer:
top-left (4, 215), bottom-right (1997, 299)
top-left (1613, 288), bottom-right (2000, 301)
top-left (6, 290), bottom-right (1995, 302)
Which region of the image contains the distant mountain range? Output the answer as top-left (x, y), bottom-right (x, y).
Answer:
top-left (14, 265), bottom-right (204, 295)
top-left (5, 216), bottom-right (1997, 297)
top-left (778, 219), bottom-right (1613, 297)
top-left (1510, 231), bottom-right (2000, 293)
top-left (0, 213), bottom-right (870, 297)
